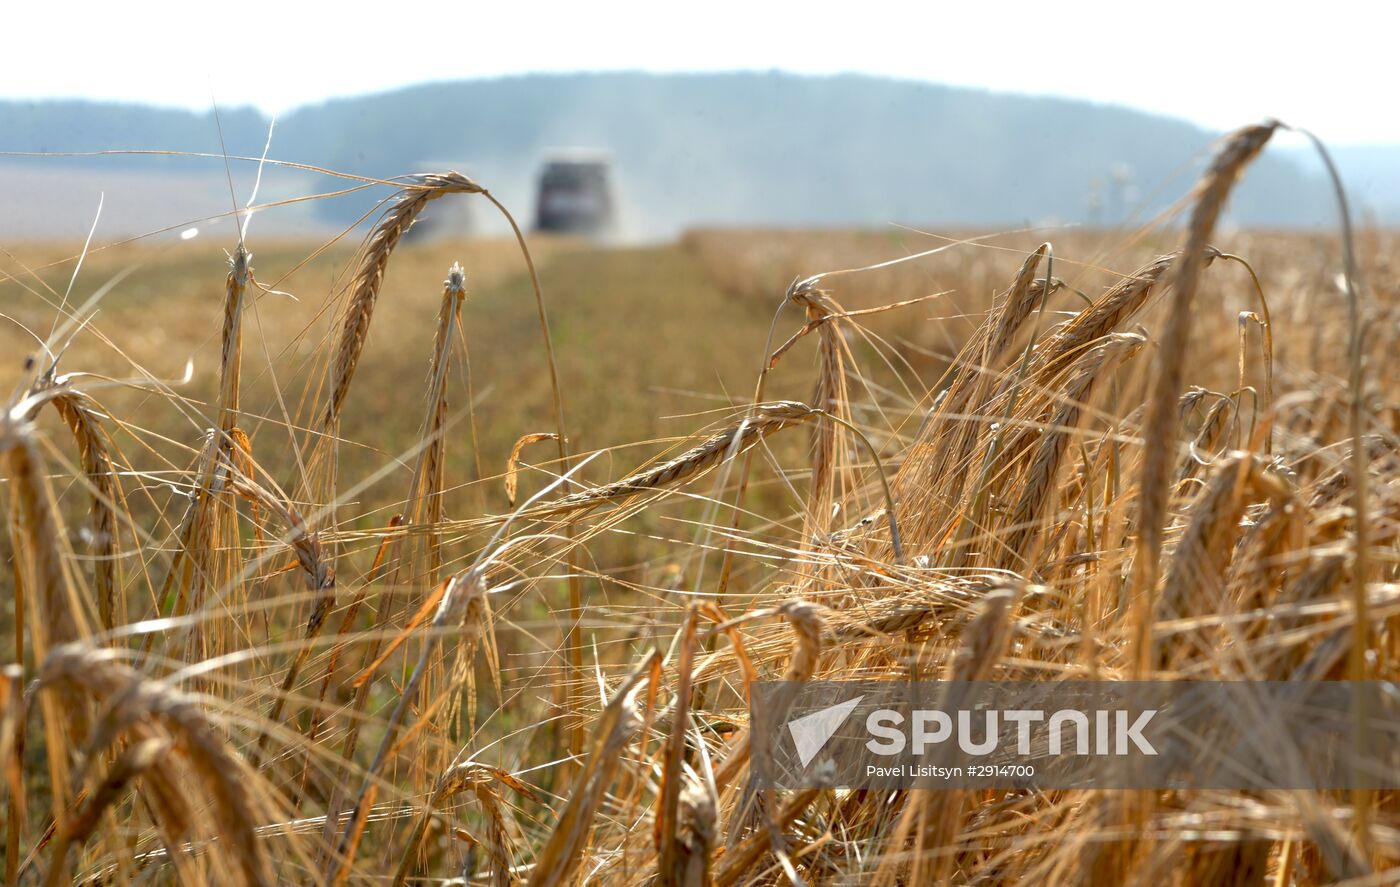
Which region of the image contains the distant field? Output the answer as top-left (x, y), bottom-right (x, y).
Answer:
top-left (0, 226), bottom-right (1194, 545)
top-left (3, 220), bottom-right (1376, 630)
top-left (0, 163), bottom-right (331, 239)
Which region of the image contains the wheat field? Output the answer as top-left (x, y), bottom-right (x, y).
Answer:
top-left (1, 122), bottom-right (1398, 885)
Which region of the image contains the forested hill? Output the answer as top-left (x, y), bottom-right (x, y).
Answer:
top-left (0, 72), bottom-right (1383, 237)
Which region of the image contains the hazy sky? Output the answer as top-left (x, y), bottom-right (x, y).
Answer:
top-left (4, 1), bottom-right (1389, 144)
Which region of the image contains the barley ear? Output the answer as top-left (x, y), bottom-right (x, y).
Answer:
top-left (1131, 121), bottom-right (1279, 675)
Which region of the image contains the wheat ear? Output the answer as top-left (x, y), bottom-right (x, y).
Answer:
top-left (887, 582), bottom-right (1021, 885)
top-left (789, 286), bottom-right (850, 536)
top-left (1157, 453), bottom-right (1292, 667)
top-left (325, 173), bottom-right (484, 427)
top-left (662, 777), bottom-right (717, 887)
top-left (405, 263), bottom-right (468, 586)
top-left (1131, 121), bottom-right (1279, 675)
top-left (539, 401), bottom-right (819, 516)
top-left (23, 378), bottom-right (120, 631)
top-left (41, 645), bottom-right (275, 887)
top-left (391, 762), bottom-right (535, 887)
top-left (1001, 333), bottom-right (1146, 567)
top-left (2, 417), bottom-right (90, 651)
top-left (225, 471), bottom-right (335, 749)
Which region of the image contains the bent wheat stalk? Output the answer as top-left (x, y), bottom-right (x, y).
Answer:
top-left (713, 600), bottom-right (825, 794)
top-left (325, 173), bottom-right (484, 428)
top-left (41, 645), bottom-right (275, 887)
top-left (22, 375), bottom-right (120, 630)
top-left (1131, 121), bottom-right (1279, 675)
top-left (225, 472), bottom-right (335, 750)
top-left (391, 762), bottom-right (535, 887)
top-left (1157, 453), bottom-right (1292, 667)
top-left (44, 737), bottom-right (170, 887)
top-left (537, 401), bottom-right (819, 516)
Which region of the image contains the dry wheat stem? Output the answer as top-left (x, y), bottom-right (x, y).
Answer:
top-left (218, 246), bottom-right (249, 435)
top-left (1031, 251), bottom-right (1200, 381)
top-left (656, 607), bottom-right (699, 885)
top-left (44, 737), bottom-right (170, 887)
top-left (2, 663), bottom-right (25, 886)
top-left (526, 651), bottom-right (656, 887)
top-left (909, 248), bottom-right (1052, 486)
top-left (895, 248), bottom-right (1056, 550)
top-left (714, 787), bottom-right (822, 887)
top-left (1295, 125), bottom-right (1375, 853)
top-left (332, 569), bottom-right (491, 875)
top-left (3, 417), bottom-right (91, 652)
top-left (391, 763), bottom-right (533, 887)
top-left (1131, 121), bottom-right (1279, 676)
top-left (947, 244), bottom-right (1056, 567)
top-left (786, 285), bottom-right (852, 541)
top-left (224, 470), bottom-right (336, 750)
top-left (404, 263), bottom-right (468, 585)
top-left (664, 777), bottom-right (717, 887)
top-left (538, 401), bottom-right (819, 517)
top-left (901, 581), bottom-right (1021, 884)
top-left (1158, 453), bottom-right (1292, 665)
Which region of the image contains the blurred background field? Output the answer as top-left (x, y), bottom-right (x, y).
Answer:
top-left (1, 220), bottom-right (1378, 602)
top-left (0, 225), bottom-right (1215, 522)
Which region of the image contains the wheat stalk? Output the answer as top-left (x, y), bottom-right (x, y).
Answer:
top-left (526, 652), bottom-right (656, 887)
top-left (1157, 453), bottom-right (1292, 667)
top-left (662, 777), bottom-right (717, 887)
top-left (224, 469), bottom-right (336, 751)
top-left (44, 737), bottom-right (170, 887)
top-left (1031, 251), bottom-right (1211, 380)
top-left (788, 286), bottom-right (851, 537)
top-left (41, 645), bottom-right (276, 887)
top-left (218, 245), bottom-right (250, 436)
top-left (898, 247), bottom-right (1055, 533)
top-left (1001, 333), bottom-right (1146, 567)
top-left (1131, 121), bottom-right (1279, 675)
top-left (538, 401), bottom-right (819, 516)
top-left (325, 173), bottom-right (484, 427)
top-left (391, 762), bottom-right (534, 887)
top-left (21, 377), bottom-right (121, 631)
top-left (912, 581), bottom-right (1022, 884)
top-left (2, 663), bottom-right (24, 884)
top-left (2, 416), bottom-right (90, 652)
